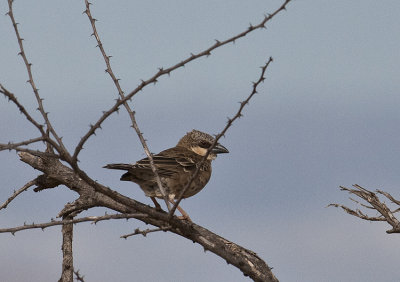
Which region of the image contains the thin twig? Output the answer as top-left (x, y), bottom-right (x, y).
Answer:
top-left (0, 137), bottom-right (44, 152)
top-left (74, 270), bottom-right (85, 282)
top-left (331, 184), bottom-right (400, 234)
top-left (81, 0), bottom-right (170, 210)
top-left (0, 179), bottom-right (37, 210)
top-left (0, 84), bottom-right (44, 135)
top-left (6, 1), bottom-right (70, 160)
top-left (121, 226), bottom-right (171, 239)
top-left (0, 213), bottom-right (148, 235)
top-left (376, 189), bottom-right (400, 206)
top-left (169, 57), bottom-right (274, 219)
top-left (73, 1), bottom-right (290, 161)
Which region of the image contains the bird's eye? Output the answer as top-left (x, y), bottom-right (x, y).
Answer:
top-left (199, 141), bottom-right (211, 148)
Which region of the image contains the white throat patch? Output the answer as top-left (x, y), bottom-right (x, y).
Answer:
top-left (191, 146), bottom-right (216, 160)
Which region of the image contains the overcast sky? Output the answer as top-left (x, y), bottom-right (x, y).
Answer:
top-left (1, 1), bottom-right (400, 281)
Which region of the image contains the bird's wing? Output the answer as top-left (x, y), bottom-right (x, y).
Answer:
top-left (134, 147), bottom-right (200, 176)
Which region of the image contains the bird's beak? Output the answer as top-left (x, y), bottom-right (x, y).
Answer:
top-left (211, 143), bottom-right (229, 154)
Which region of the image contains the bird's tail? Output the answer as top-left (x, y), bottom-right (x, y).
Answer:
top-left (103, 163), bottom-right (132, 171)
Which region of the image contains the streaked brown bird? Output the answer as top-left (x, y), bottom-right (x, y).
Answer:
top-left (103, 129), bottom-right (229, 220)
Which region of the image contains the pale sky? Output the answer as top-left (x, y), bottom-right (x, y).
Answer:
top-left (1, 1), bottom-right (400, 281)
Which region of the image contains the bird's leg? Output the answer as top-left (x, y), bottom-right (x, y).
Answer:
top-left (169, 198), bottom-right (192, 222)
top-left (151, 197), bottom-right (162, 211)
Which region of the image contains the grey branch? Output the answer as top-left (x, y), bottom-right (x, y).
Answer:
top-left (121, 226), bottom-right (171, 239)
top-left (74, 0), bottom-right (291, 163)
top-left (6, 0), bottom-right (69, 158)
top-left (81, 0), bottom-right (170, 210)
top-left (330, 184), bottom-right (400, 234)
top-left (0, 178), bottom-right (37, 210)
top-left (0, 213), bottom-right (148, 235)
top-left (169, 57), bottom-right (273, 218)
top-left (59, 215), bottom-right (74, 282)
top-left (16, 151), bottom-right (278, 282)
top-left (0, 137), bottom-right (44, 152)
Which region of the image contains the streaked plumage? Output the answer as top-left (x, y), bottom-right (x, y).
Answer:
top-left (104, 129), bottom-right (228, 220)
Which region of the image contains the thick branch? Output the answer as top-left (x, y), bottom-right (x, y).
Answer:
top-left (18, 151), bottom-right (278, 281)
top-left (59, 215), bottom-right (74, 282)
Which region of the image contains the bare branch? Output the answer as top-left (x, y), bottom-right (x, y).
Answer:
top-left (1, 147), bottom-right (60, 158)
top-left (0, 178), bottom-right (37, 210)
top-left (0, 84), bottom-right (45, 135)
top-left (327, 203), bottom-right (386, 221)
top-left (169, 57), bottom-right (274, 218)
top-left (0, 137), bottom-right (44, 152)
top-left (18, 151), bottom-right (278, 281)
top-left (80, 0), bottom-right (170, 210)
top-left (74, 270), bottom-right (85, 282)
top-left (6, 1), bottom-right (70, 160)
top-left (121, 226), bottom-right (171, 239)
top-left (73, 1), bottom-right (291, 161)
top-left (0, 213), bottom-right (148, 235)
top-left (331, 184), bottom-right (400, 234)
top-left (376, 189), bottom-right (400, 206)
top-left (59, 215), bottom-right (74, 282)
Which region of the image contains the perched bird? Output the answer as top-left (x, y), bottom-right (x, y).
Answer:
top-left (103, 129), bottom-right (229, 220)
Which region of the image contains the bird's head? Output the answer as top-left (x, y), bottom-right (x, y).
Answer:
top-left (177, 129), bottom-right (229, 160)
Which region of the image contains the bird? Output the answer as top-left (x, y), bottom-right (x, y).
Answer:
top-left (103, 129), bottom-right (229, 221)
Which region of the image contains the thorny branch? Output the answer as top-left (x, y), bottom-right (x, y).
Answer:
top-left (121, 226), bottom-right (171, 239)
top-left (81, 0), bottom-right (170, 210)
top-left (1, 1), bottom-right (293, 281)
top-left (0, 178), bottom-right (37, 210)
top-left (330, 184), bottom-right (400, 234)
top-left (0, 213), bottom-right (148, 235)
top-left (6, 0), bottom-right (69, 160)
top-left (169, 57), bottom-right (274, 218)
top-left (0, 84), bottom-right (44, 134)
top-left (74, 270), bottom-right (85, 282)
top-left (0, 137), bottom-right (44, 152)
top-left (74, 0), bottom-right (290, 161)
